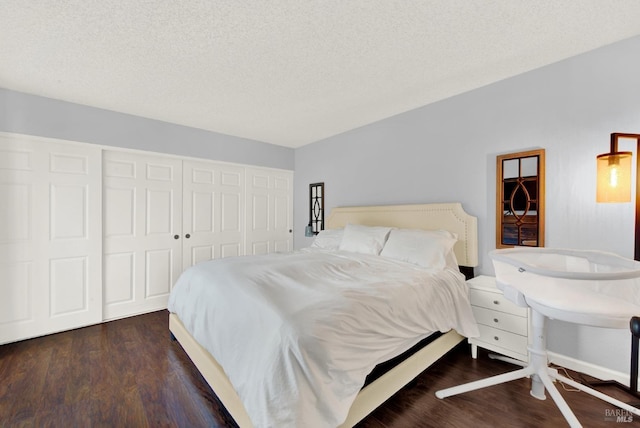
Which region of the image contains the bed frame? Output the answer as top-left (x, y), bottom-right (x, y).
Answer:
top-left (169, 202), bottom-right (478, 427)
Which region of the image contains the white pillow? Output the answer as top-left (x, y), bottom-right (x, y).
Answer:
top-left (380, 228), bottom-right (458, 270)
top-left (338, 224), bottom-right (392, 255)
top-left (310, 228), bottom-right (344, 251)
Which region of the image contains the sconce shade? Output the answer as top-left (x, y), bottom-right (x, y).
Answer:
top-left (597, 151), bottom-right (632, 202)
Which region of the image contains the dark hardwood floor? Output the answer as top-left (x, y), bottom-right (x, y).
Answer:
top-left (0, 310), bottom-right (637, 427)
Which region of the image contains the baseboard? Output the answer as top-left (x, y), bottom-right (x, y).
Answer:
top-left (548, 351), bottom-right (632, 387)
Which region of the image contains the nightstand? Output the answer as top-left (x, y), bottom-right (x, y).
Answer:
top-left (467, 275), bottom-right (530, 363)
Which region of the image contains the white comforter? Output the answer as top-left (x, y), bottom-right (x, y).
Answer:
top-left (168, 249), bottom-right (479, 427)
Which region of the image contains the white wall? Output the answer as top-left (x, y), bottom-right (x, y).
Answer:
top-left (0, 88), bottom-right (294, 170)
top-left (294, 35), bottom-right (640, 376)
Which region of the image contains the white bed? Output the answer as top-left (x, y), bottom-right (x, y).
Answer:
top-left (168, 203), bottom-right (479, 427)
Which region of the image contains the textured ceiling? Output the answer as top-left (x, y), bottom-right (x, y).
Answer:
top-left (2, 1), bottom-right (640, 148)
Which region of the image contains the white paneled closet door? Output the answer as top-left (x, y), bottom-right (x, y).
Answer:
top-left (0, 134), bottom-right (102, 344)
top-left (245, 167), bottom-right (293, 255)
top-left (103, 151), bottom-right (182, 321)
top-left (182, 160), bottom-right (244, 267)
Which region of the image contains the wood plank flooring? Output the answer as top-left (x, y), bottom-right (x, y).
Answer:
top-left (0, 310), bottom-right (636, 427)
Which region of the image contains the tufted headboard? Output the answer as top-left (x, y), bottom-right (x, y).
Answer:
top-left (326, 202), bottom-right (478, 268)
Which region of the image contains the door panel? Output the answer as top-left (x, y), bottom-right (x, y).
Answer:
top-left (146, 249), bottom-right (173, 298)
top-left (104, 187), bottom-right (136, 236)
top-left (245, 168), bottom-right (293, 255)
top-left (221, 243), bottom-right (241, 258)
top-left (103, 151), bottom-right (182, 321)
top-left (0, 134), bottom-right (101, 344)
top-left (49, 256), bottom-right (88, 316)
top-left (190, 245), bottom-right (213, 265)
top-left (0, 262), bottom-right (32, 324)
top-left (0, 144), bottom-right (40, 342)
top-left (246, 169), bottom-right (271, 255)
top-left (146, 189), bottom-right (175, 234)
top-left (182, 160), bottom-right (244, 268)
top-left (104, 252), bottom-right (134, 305)
top-left (46, 143), bottom-right (101, 333)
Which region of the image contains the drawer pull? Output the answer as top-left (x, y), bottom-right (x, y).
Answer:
top-left (494, 336), bottom-right (499, 341)
top-left (493, 318), bottom-right (499, 323)
top-left (493, 300), bottom-right (500, 305)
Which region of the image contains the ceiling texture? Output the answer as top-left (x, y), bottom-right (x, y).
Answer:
top-left (2, 1), bottom-right (640, 148)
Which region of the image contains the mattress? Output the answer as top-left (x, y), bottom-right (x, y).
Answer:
top-left (168, 249), bottom-right (478, 427)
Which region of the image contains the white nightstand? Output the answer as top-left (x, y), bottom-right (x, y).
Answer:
top-left (467, 275), bottom-right (530, 363)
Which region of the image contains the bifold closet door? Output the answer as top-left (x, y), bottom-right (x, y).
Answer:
top-left (102, 151), bottom-right (182, 321)
top-left (0, 134), bottom-right (102, 344)
top-left (245, 168), bottom-right (293, 255)
top-left (182, 160), bottom-right (244, 267)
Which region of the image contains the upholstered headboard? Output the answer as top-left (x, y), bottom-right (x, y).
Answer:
top-left (326, 203), bottom-right (478, 268)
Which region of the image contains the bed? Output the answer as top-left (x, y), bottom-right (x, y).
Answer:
top-left (168, 202), bottom-right (479, 427)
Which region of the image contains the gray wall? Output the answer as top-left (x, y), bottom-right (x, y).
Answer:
top-left (294, 35), bottom-right (640, 375)
top-left (3, 35), bottom-right (639, 377)
top-left (0, 88), bottom-right (294, 170)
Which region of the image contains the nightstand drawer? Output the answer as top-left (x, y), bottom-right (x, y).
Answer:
top-left (472, 306), bottom-right (528, 336)
top-left (475, 324), bottom-right (528, 354)
top-left (469, 289), bottom-right (527, 316)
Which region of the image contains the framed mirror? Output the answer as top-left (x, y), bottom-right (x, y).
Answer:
top-left (496, 149), bottom-right (545, 248)
top-left (308, 182), bottom-right (324, 235)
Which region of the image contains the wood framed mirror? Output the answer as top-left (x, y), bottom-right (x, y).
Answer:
top-left (496, 149), bottom-right (545, 248)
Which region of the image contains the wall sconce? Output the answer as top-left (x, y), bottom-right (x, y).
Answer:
top-left (596, 133), bottom-right (640, 261)
top-left (308, 182), bottom-right (324, 236)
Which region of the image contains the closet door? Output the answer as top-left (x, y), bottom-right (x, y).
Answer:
top-left (103, 151), bottom-right (182, 321)
top-left (182, 160), bottom-right (244, 267)
top-left (270, 171), bottom-right (294, 253)
top-left (0, 134), bottom-right (101, 344)
top-left (245, 168), bottom-right (293, 255)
